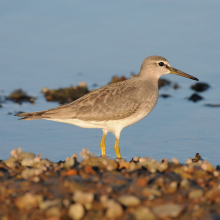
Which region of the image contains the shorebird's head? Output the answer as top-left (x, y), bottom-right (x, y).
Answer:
top-left (138, 56), bottom-right (199, 81)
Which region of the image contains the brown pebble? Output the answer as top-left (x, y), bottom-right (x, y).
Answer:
top-left (188, 189), bottom-right (203, 199)
top-left (134, 206), bottom-right (157, 220)
top-left (118, 160), bottom-right (130, 169)
top-left (142, 188), bottom-right (162, 197)
top-left (118, 195), bottom-right (140, 207)
top-left (136, 177), bottom-right (148, 186)
top-left (15, 193), bottom-right (43, 210)
top-left (73, 191), bottom-right (94, 204)
top-left (153, 203), bottom-right (185, 219)
top-left (205, 188), bottom-right (220, 202)
top-left (61, 169), bottom-right (78, 176)
top-left (84, 165), bottom-right (96, 175)
top-left (105, 199), bottom-right (123, 218)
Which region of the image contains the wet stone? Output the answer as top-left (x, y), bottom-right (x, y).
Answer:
top-left (42, 82), bottom-right (89, 104)
top-left (191, 82), bottom-right (210, 92)
top-left (7, 89), bottom-right (35, 104)
top-left (188, 93), bottom-right (204, 102)
top-left (160, 94), bottom-right (171, 98)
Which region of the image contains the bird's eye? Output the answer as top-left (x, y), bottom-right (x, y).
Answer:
top-left (158, 62), bottom-right (164, 67)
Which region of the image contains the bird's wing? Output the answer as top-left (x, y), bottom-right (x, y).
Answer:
top-left (43, 83), bottom-right (140, 121)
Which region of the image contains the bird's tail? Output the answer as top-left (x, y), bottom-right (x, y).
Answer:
top-left (15, 110), bottom-right (48, 120)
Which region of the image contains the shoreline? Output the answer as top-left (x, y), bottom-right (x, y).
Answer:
top-left (0, 148), bottom-right (219, 219)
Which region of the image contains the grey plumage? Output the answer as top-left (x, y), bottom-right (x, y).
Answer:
top-left (15, 56), bottom-right (199, 158)
top-left (16, 78), bottom-right (145, 121)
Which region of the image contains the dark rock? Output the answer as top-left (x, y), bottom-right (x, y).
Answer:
top-left (158, 78), bottom-right (171, 89)
top-left (188, 93), bottom-right (204, 102)
top-left (109, 75), bottom-right (127, 84)
top-left (160, 94), bottom-right (171, 98)
top-left (173, 83), bottom-right (179, 89)
top-left (191, 82), bottom-right (210, 92)
top-left (7, 89), bottom-right (35, 104)
top-left (42, 82), bottom-right (89, 104)
top-left (209, 214), bottom-right (220, 220)
top-left (216, 165), bottom-right (220, 171)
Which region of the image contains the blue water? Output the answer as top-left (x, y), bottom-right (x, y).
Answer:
top-left (0, 1), bottom-right (220, 165)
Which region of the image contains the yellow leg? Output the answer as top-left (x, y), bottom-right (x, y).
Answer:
top-left (114, 139), bottom-right (121, 159)
top-left (100, 134), bottom-right (106, 156)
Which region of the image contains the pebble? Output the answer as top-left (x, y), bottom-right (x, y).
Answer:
top-left (167, 181), bottom-right (178, 193)
top-left (46, 206), bottom-right (61, 218)
top-left (158, 161), bottom-right (168, 172)
top-left (142, 188), bottom-right (162, 197)
top-left (105, 199), bottom-right (123, 218)
top-left (21, 167), bottom-right (44, 179)
top-left (172, 157), bottom-right (179, 164)
top-left (134, 207), bottom-right (157, 220)
top-left (79, 148), bottom-right (93, 160)
top-left (73, 191), bottom-right (94, 204)
top-left (68, 203), bottom-right (85, 220)
top-left (152, 203), bottom-right (185, 219)
top-left (118, 195), bottom-right (140, 207)
top-left (64, 156), bottom-right (75, 168)
top-left (180, 178), bottom-right (193, 189)
top-left (201, 160), bottom-right (215, 173)
top-left (205, 188), bottom-right (220, 202)
top-left (15, 193), bottom-right (43, 210)
top-left (188, 189), bottom-right (203, 199)
top-left (39, 199), bottom-right (61, 210)
top-left (21, 158), bottom-right (36, 166)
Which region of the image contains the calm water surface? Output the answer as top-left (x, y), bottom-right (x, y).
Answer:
top-left (0, 1), bottom-right (220, 164)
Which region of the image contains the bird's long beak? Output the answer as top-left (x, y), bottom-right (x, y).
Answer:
top-left (166, 66), bottom-right (199, 81)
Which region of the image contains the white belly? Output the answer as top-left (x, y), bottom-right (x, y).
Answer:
top-left (46, 100), bottom-right (156, 134)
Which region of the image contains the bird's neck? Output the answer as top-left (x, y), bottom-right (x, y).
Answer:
top-left (137, 71), bottom-right (160, 88)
